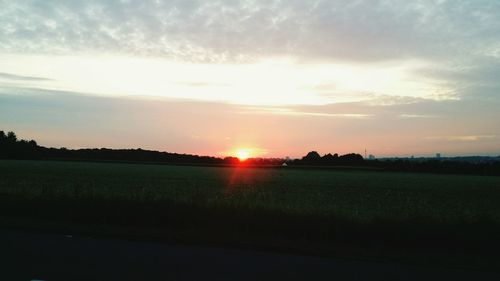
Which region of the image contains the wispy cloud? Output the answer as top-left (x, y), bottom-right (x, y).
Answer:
top-left (399, 114), bottom-right (438, 119)
top-left (424, 135), bottom-right (498, 142)
top-left (240, 106), bottom-right (372, 119)
top-left (175, 81), bottom-right (230, 88)
top-left (1, 1), bottom-right (498, 64)
top-left (0, 72), bottom-right (52, 81)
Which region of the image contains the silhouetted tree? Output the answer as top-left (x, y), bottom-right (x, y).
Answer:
top-left (6, 131), bottom-right (17, 142)
top-left (223, 157), bottom-right (240, 165)
top-left (294, 151), bottom-right (365, 166)
top-left (321, 153), bottom-right (338, 165)
top-left (302, 151), bottom-right (321, 164)
top-left (338, 153), bottom-right (364, 164)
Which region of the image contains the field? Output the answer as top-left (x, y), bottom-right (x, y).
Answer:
top-left (2, 160), bottom-right (500, 269)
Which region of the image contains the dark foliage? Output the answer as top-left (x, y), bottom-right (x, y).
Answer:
top-left (290, 151), bottom-right (365, 166)
top-left (1, 130), bottom-right (500, 175)
top-left (0, 130), bottom-right (285, 166)
top-left (0, 130), bottom-right (38, 159)
top-left (40, 147), bottom-right (225, 164)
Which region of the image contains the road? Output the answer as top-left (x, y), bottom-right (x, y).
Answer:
top-left (0, 230), bottom-right (498, 281)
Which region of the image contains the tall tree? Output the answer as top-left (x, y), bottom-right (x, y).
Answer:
top-left (6, 131), bottom-right (17, 142)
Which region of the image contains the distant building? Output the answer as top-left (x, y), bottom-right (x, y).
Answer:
top-left (436, 153), bottom-right (441, 158)
top-left (368, 154), bottom-right (376, 160)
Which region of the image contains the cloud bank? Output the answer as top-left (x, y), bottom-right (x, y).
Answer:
top-left (1, 1), bottom-right (499, 156)
top-left (1, 0), bottom-right (499, 63)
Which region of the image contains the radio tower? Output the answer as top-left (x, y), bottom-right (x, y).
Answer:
top-left (365, 148), bottom-right (367, 159)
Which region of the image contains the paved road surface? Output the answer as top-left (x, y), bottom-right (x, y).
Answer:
top-left (0, 230), bottom-right (498, 281)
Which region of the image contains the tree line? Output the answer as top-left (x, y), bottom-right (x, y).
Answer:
top-left (0, 130), bottom-right (278, 165)
top-left (290, 151), bottom-right (365, 165)
top-left (0, 131), bottom-right (38, 159)
top-left (1, 130), bottom-right (499, 175)
top-left (0, 130), bottom-right (365, 166)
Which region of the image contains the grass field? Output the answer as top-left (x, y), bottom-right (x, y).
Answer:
top-left (2, 160), bottom-right (500, 222)
top-left (2, 160), bottom-right (500, 269)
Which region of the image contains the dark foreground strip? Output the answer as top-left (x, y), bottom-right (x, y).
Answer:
top-left (1, 229), bottom-right (500, 281)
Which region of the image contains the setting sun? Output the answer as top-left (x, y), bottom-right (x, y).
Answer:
top-left (235, 149), bottom-right (251, 161)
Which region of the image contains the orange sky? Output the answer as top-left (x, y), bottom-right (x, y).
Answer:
top-left (1, 92), bottom-right (499, 158)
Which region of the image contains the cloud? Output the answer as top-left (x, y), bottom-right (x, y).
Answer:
top-left (399, 114), bottom-right (438, 119)
top-left (0, 72), bottom-right (52, 81)
top-left (414, 56), bottom-right (500, 100)
top-left (1, 0), bottom-right (499, 156)
top-left (1, 0), bottom-right (499, 63)
top-left (1, 1), bottom-right (499, 104)
top-left (240, 106), bottom-right (372, 119)
top-left (423, 135), bottom-right (498, 142)
top-left (175, 81), bottom-right (230, 88)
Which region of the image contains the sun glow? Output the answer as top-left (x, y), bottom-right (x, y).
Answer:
top-left (235, 149), bottom-right (251, 161)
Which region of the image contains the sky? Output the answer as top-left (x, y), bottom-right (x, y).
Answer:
top-left (1, 0), bottom-right (500, 158)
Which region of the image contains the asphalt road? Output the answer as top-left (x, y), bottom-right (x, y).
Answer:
top-left (0, 230), bottom-right (499, 281)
